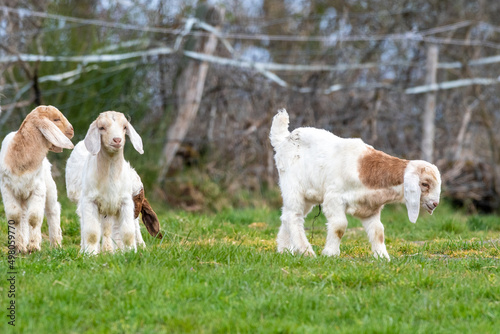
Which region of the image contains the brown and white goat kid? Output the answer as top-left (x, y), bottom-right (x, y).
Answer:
top-left (0, 105), bottom-right (74, 253)
top-left (270, 109), bottom-right (441, 260)
top-left (65, 111), bottom-right (144, 254)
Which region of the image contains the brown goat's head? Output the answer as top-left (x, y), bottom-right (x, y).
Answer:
top-left (25, 105), bottom-right (74, 152)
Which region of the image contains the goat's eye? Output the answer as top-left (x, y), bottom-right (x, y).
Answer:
top-left (99, 126), bottom-right (105, 131)
top-left (124, 126), bottom-right (127, 130)
top-left (422, 182), bottom-right (430, 188)
top-left (53, 118), bottom-right (61, 122)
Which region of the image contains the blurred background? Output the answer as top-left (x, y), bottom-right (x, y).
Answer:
top-left (1, 0), bottom-right (499, 213)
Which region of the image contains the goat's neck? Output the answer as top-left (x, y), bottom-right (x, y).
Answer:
top-left (97, 149), bottom-right (124, 180)
top-left (391, 184), bottom-right (405, 203)
top-left (6, 122), bottom-right (49, 175)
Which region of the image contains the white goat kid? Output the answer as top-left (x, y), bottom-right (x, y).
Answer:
top-left (0, 105), bottom-right (74, 253)
top-left (66, 111), bottom-right (144, 254)
top-left (270, 109), bottom-right (441, 260)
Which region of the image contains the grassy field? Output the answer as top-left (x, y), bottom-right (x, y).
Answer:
top-left (0, 196), bottom-right (499, 333)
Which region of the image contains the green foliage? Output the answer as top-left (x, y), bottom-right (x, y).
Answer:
top-left (467, 216), bottom-right (500, 232)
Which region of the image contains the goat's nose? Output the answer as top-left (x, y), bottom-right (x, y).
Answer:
top-left (66, 126), bottom-right (74, 137)
top-left (113, 137), bottom-right (122, 144)
top-left (433, 201), bottom-right (439, 208)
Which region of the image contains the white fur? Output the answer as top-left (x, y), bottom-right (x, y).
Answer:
top-left (65, 111), bottom-right (144, 254)
top-left (270, 109), bottom-right (442, 260)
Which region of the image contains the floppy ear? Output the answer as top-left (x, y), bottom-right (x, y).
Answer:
top-left (37, 118), bottom-right (74, 150)
top-left (133, 189), bottom-right (145, 219)
top-left (84, 120), bottom-right (101, 155)
top-left (141, 197), bottom-right (163, 239)
top-left (404, 172), bottom-right (421, 223)
top-left (126, 122), bottom-right (144, 154)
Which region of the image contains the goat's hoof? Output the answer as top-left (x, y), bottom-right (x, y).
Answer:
top-left (277, 248), bottom-right (294, 255)
top-left (15, 245), bottom-right (28, 254)
top-left (301, 248), bottom-right (316, 257)
top-left (27, 244), bottom-right (41, 253)
top-left (321, 247), bottom-right (341, 257)
top-left (50, 237), bottom-right (62, 248)
top-left (373, 251), bottom-right (391, 261)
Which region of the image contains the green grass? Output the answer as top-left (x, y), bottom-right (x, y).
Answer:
top-left (0, 198), bottom-right (499, 333)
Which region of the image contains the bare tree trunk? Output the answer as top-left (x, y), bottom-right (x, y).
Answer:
top-left (454, 98), bottom-right (479, 160)
top-left (421, 45), bottom-right (438, 163)
top-left (370, 89), bottom-right (383, 144)
top-left (157, 6), bottom-right (224, 183)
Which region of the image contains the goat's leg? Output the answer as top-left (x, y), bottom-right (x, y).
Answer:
top-left (280, 201), bottom-right (315, 256)
top-left (276, 213), bottom-right (292, 253)
top-left (119, 197), bottom-right (137, 252)
top-left (362, 212), bottom-right (390, 260)
top-left (26, 189), bottom-right (46, 252)
top-left (110, 217), bottom-right (144, 250)
top-left (111, 218), bottom-right (123, 250)
top-left (2, 186), bottom-right (28, 253)
top-left (45, 176), bottom-right (62, 247)
top-left (134, 218), bottom-right (146, 248)
top-left (80, 198), bottom-right (101, 254)
top-left (322, 196), bottom-right (348, 257)
top-left (101, 216), bottom-right (114, 253)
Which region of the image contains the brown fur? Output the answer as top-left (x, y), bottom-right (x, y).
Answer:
top-left (352, 188), bottom-right (402, 219)
top-left (376, 231), bottom-right (384, 244)
top-left (5, 106), bottom-right (73, 175)
top-left (335, 229), bottom-right (344, 239)
top-left (415, 165), bottom-right (439, 195)
top-left (133, 188), bottom-right (145, 219)
top-left (133, 188), bottom-right (163, 239)
top-left (358, 147), bottom-right (409, 189)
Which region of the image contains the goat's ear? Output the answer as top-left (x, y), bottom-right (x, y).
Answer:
top-left (404, 173), bottom-right (421, 223)
top-left (37, 117), bottom-right (74, 150)
top-left (141, 197), bottom-right (163, 239)
top-left (126, 122), bottom-right (144, 154)
top-left (84, 120), bottom-right (101, 155)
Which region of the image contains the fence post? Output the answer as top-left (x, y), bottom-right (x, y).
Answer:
top-left (421, 44), bottom-right (438, 163)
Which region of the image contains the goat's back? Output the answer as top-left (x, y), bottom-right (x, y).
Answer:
top-left (274, 126), bottom-right (369, 192)
top-left (65, 141), bottom-right (89, 203)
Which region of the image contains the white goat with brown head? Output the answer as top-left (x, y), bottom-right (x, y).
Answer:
top-left (270, 109), bottom-right (441, 260)
top-left (0, 105), bottom-right (74, 253)
top-left (65, 111), bottom-right (144, 254)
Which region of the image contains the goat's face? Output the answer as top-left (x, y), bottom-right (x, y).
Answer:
top-left (416, 163), bottom-right (442, 214)
top-left (28, 105), bottom-right (74, 152)
top-left (96, 112), bottom-right (128, 153)
top-left (84, 111), bottom-right (144, 156)
top-left (404, 161), bottom-right (442, 223)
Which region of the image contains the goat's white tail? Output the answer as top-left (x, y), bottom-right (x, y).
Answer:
top-left (270, 109), bottom-right (290, 149)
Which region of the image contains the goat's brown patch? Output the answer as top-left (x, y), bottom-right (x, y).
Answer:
top-left (418, 166), bottom-right (439, 182)
top-left (377, 232), bottom-right (384, 244)
top-left (352, 188), bottom-right (402, 219)
top-left (335, 229), bottom-right (345, 239)
top-left (414, 165), bottom-right (439, 195)
top-left (5, 106), bottom-right (73, 175)
top-left (87, 232), bottom-right (98, 244)
top-left (358, 147), bottom-right (409, 189)
top-left (133, 189), bottom-right (163, 239)
top-left (133, 188), bottom-right (145, 219)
